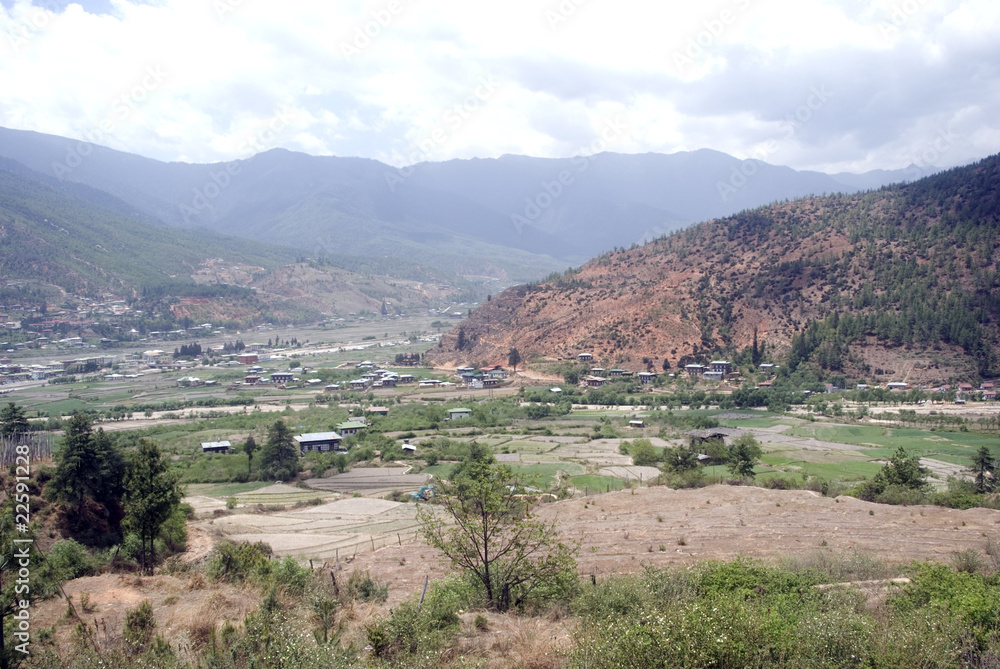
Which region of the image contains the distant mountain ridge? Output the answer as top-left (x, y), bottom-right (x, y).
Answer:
top-left (426, 155), bottom-right (1000, 385)
top-left (0, 158), bottom-right (470, 322)
top-left (0, 126), bottom-right (925, 278)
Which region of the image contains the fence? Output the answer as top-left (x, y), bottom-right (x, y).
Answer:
top-left (0, 432), bottom-right (53, 466)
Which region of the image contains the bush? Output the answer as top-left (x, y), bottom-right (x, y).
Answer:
top-left (48, 539), bottom-right (97, 580)
top-left (343, 570), bottom-right (389, 603)
top-left (123, 600), bottom-right (156, 649)
top-left (874, 484), bottom-right (928, 506)
top-left (662, 468), bottom-right (706, 489)
top-left (206, 540), bottom-right (272, 585)
top-left (272, 556), bottom-right (311, 595)
top-left (157, 503), bottom-right (190, 555)
top-left (366, 599), bottom-right (459, 661)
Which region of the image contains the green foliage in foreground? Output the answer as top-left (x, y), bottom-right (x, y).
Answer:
top-left (22, 547), bottom-right (1000, 668)
top-left (570, 556), bottom-right (1000, 669)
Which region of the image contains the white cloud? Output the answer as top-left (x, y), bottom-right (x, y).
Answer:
top-left (0, 0), bottom-right (997, 173)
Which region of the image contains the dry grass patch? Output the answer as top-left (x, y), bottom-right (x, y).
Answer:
top-left (443, 611), bottom-right (576, 669)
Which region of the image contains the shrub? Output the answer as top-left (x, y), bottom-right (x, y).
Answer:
top-left (48, 539), bottom-right (97, 580)
top-left (366, 599), bottom-right (458, 661)
top-left (662, 468), bottom-right (706, 489)
top-left (206, 540), bottom-right (272, 585)
top-left (875, 484), bottom-right (928, 506)
top-left (123, 600), bottom-right (156, 649)
top-left (343, 570), bottom-right (389, 603)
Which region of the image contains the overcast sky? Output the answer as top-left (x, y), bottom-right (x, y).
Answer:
top-left (1, 0), bottom-right (997, 174)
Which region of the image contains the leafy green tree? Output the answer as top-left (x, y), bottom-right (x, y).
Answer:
top-left (972, 446), bottom-right (996, 494)
top-left (662, 446), bottom-right (699, 473)
top-left (878, 446), bottom-right (930, 490)
top-left (0, 403), bottom-right (29, 438)
top-left (417, 458), bottom-right (578, 612)
top-left (122, 439), bottom-right (182, 574)
top-left (727, 434), bottom-right (762, 479)
top-left (259, 420), bottom-right (300, 481)
top-left (243, 435), bottom-right (257, 478)
top-left (508, 347), bottom-right (522, 373)
top-left (625, 438), bottom-right (659, 467)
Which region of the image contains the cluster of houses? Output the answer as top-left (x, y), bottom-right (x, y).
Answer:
top-left (200, 404), bottom-right (472, 456)
top-left (345, 363), bottom-right (417, 391)
top-left (0, 354), bottom-right (125, 383)
top-left (682, 361), bottom-right (735, 382)
top-left (937, 382), bottom-right (996, 403)
top-left (455, 365), bottom-right (508, 388)
top-left (577, 353), bottom-right (663, 387)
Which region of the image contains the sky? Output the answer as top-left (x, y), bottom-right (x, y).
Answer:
top-left (1, 0), bottom-right (998, 174)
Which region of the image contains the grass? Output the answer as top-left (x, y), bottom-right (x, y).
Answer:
top-left (422, 463), bottom-right (457, 480)
top-left (570, 474), bottom-right (626, 493)
top-left (507, 462), bottom-right (586, 488)
top-left (786, 424), bottom-right (1000, 470)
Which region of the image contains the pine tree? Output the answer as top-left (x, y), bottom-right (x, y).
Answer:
top-left (122, 439), bottom-right (182, 574)
top-left (243, 435), bottom-right (258, 478)
top-left (259, 420), bottom-right (300, 481)
top-left (972, 446), bottom-right (996, 494)
top-left (0, 403), bottom-right (29, 437)
top-left (49, 413), bottom-right (126, 544)
top-left (508, 347), bottom-right (521, 373)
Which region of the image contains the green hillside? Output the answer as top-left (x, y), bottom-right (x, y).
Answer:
top-left (0, 158), bottom-right (297, 298)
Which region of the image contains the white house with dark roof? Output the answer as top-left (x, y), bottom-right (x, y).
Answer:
top-left (201, 440), bottom-right (231, 454)
top-left (294, 432), bottom-right (343, 453)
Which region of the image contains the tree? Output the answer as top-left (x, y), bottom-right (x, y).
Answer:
top-left (878, 446), bottom-right (929, 490)
top-left (662, 446), bottom-right (699, 473)
top-left (259, 420), bottom-right (300, 481)
top-left (417, 458), bottom-right (578, 612)
top-left (727, 434), bottom-right (762, 479)
top-left (625, 438), bottom-right (659, 467)
top-left (243, 435), bottom-right (258, 478)
top-left (456, 328), bottom-right (467, 351)
top-left (508, 347), bottom-right (522, 373)
top-left (972, 446), bottom-right (996, 494)
top-left (49, 413), bottom-right (125, 536)
top-left (0, 403), bottom-right (29, 438)
top-left (122, 439), bottom-right (182, 574)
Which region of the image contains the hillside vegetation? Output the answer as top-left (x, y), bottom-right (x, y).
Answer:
top-left (0, 160), bottom-right (470, 322)
top-left (430, 155), bottom-right (1000, 383)
top-left (0, 158), bottom-right (296, 297)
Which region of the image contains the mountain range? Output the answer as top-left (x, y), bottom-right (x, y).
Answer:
top-left (0, 126), bottom-right (926, 281)
top-left (427, 155), bottom-right (1000, 384)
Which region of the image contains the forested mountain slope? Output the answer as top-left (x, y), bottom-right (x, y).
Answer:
top-left (428, 155), bottom-right (1000, 384)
